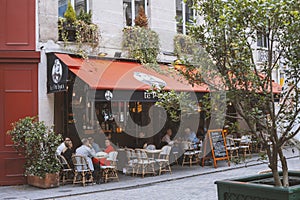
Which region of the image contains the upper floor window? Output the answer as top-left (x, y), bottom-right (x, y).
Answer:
top-left (257, 30), bottom-right (268, 48)
top-left (176, 0), bottom-right (194, 34)
top-left (58, 0), bottom-right (89, 17)
top-left (123, 0), bottom-right (148, 26)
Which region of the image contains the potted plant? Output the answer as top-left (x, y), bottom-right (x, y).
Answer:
top-left (7, 116), bottom-right (62, 188)
top-left (58, 2), bottom-right (99, 48)
top-left (58, 0), bottom-right (77, 42)
top-left (122, 6), bottom-right (160, 65)
top-left (159, 0), bottom-right (300, 199)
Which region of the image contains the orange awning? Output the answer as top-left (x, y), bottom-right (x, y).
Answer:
top-left (55, 53), bottom-right (209, 93)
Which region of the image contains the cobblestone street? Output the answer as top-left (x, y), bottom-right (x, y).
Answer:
top-left (55, 158), bottom-right (300, 200)
top-left (1, 149), bottom-right (299, 200)
top-left (54, 157), bottom-right (300, 200)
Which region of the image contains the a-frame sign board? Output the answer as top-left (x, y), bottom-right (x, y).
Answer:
top-left (202, 129), bottom-right (230, 168)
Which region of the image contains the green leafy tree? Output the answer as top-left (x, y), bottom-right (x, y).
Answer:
top-left (182, 0), bottom-right (300, 187)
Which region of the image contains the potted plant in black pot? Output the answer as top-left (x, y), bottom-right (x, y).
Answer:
top-left (58, 0), bottom-right (77, 42)
top-left (7, 116), bottom-right (62, 188)
top-left (160, 0), bottom-right (300, 199)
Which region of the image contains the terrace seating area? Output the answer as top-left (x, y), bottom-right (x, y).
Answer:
top-left (56, 133), bottom-right (271, 187)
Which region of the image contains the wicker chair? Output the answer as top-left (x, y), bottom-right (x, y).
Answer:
top-left (135, 149), bottom-right (156, 178)
top-left (72, 155), bottom-right (93, 186)
top-left (101, 151), bottom-right (119, 183)
top-left (155, 145), bottom-right (172, 175)
top-left (239, 135), bottom-right (252, 158)
top-left (57, 155), bottom-right (73, 185)
top-left (226, 137), bottom-right (239, 160)
top-left (124, 148), bottom-right (138, 176)
top-left (181, 141), bottom-right (200, 167)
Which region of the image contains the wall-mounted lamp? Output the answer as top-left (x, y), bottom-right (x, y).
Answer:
top-left (98, 52), bottom-right (108, 57)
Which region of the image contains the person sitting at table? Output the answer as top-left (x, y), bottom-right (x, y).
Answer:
top-left (99, 139), bottom-right (115, 166)
top-left (184, 128), bottom-right (199, 149)
top-left (88, 137), bottom-right (101, 152)
top-left (184, 128), bottom-right (199, 143)
top-left (76, 138), bottom-right (97, 171)
top-left (56, 137), bottom-right (71, 155)
top-left (161, 128), bottom-right (175, 146)
top-left (61, 139), bottom-right (74, 168)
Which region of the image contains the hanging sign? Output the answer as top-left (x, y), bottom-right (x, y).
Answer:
top-left (47, 53), bottom-right (68, 93)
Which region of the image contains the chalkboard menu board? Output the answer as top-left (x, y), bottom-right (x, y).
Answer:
top-left (210, 130), bottom-right (227, 158)
top-left (202, 129), bottom-right (230, 168)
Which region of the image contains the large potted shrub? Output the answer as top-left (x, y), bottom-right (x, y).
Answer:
top-left (7, 116), bottom-right (62, 188)
top-left (158, 0), bottom-right (300, 199)
top-left (122, 6), bottom-right (160, 65)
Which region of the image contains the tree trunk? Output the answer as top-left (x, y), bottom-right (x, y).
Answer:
top-left (269, 148), bottom-right (282, 186)
top-left (278, 147), bottom-right (289, 187)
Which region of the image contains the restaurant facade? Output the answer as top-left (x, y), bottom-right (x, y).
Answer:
top-left (47, 53), bottom-right (209, 150)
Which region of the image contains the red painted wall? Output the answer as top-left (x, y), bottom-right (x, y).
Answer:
top-left (0, 0), bottom-right (39, 185)
top-left (0, 52), bottom-right (39, 185)
top-left (0, 0), bottom-right (36, 50)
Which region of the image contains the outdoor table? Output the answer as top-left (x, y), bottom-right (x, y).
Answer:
top-left (145, 149), bottom-right (162, 159)
top-left (96, 151), bottom-right (108, 158)
top-left (233, 138), bottom-right (242, 146)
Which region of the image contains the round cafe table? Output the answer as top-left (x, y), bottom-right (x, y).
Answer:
top-left (96, 151), bottom-right (108, 159)
top-left (145, 149), bottom-right (162, 159)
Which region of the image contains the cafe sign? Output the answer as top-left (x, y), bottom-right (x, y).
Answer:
top-left (47, 53), bottom-right (68, 93)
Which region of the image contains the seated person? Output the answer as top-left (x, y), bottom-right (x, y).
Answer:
top-left (184, 128), bottom-right (199, 149)
top-left (75, 138), bottom-right (97, 171)
top-left (184, 128), bottom-right (199, 143)
top-left (88, 137), bottom-right (100, 152)
top-left (99, 139), bottom-right (115, 166)
top-left (56, 137), bottom-right (71, 155)
top-left (161, 128), bottom-right (175, 146)
top-left (61, 139), bottom-right (74, 168)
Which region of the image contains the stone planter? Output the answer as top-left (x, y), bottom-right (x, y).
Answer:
top-left (27, 173), bottom-right (60, 189)
top-left (215, 171), bottom-right (300, 200)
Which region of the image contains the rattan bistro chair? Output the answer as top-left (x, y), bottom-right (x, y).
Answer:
top-left (101, 151), bottom-right (119, 183)
top-left (155, 145), bottom-right (172, 175)
top-left (181, 142), bottom-right (200, 167)
top-left (57, 155), bottom-right (74, 185)
top-left (125, 148), bottom-right (138, 176)
top-left (72, 155), bottom-right (93, 186)
top-left (226, 137), bottom-right (239, 160)
top-left (239, 135), bottom-right (252, 159)
top-left (135, 149), bottom-right (156, 178)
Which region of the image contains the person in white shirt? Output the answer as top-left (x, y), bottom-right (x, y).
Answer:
top-left (75, 138), bottom-right (97, 171)
top-left (161, 128), bottom-right (175, 145)
top-left (56, 137), bottom-right (71, 155)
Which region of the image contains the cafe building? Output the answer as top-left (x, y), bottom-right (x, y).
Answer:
top-left (47, 53), bottom-right (209, 149)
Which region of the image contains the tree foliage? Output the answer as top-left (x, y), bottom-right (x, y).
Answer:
top-left (184, 0), bottom-right (300, 187)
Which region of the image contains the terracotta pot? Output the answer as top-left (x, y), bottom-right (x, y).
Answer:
top-left (27, 173), bottom-right (60, 189)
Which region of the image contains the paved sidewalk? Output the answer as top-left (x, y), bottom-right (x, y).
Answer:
top-left (1, 148), bottom-right (299, 200)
